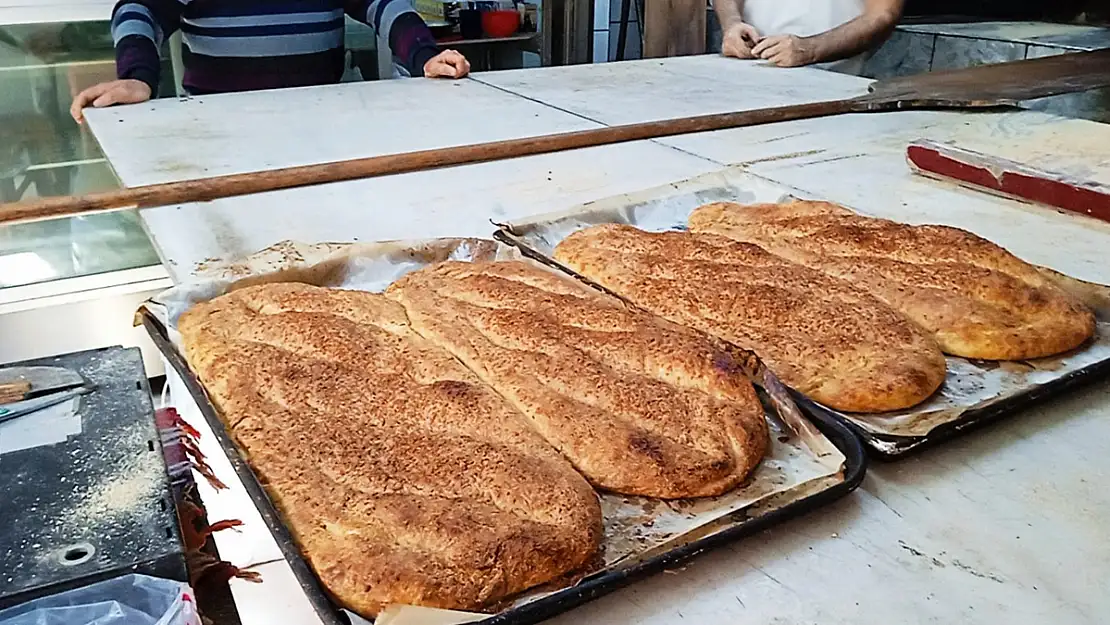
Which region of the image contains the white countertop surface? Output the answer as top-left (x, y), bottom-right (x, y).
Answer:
top-left (89, 55), bottom-right (1110, 625)
top-left (88, 77), bottom-right (608, 187)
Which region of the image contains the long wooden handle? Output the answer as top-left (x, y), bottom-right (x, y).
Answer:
top-left (0, 381), bottom-right (31, 404)
top-left (0, 98), bottom-right (876, 226)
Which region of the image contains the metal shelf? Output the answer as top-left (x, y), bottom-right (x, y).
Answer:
top-left (438, 32), bottom-right (539, 46)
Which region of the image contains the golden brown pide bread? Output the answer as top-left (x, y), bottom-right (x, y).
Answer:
top-left (555, 224), bottom-right (947, 413)
top-left (689, 200), bottom-right (1096, 360)
top-left (386, 261), bottom-right (769, 499)
top-left (178, 283), bottom-right (602, 617)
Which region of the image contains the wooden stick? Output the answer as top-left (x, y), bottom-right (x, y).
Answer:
top-left (0, 99), bottom-right (877, 226)
top-left (0, 381), bottom-right (31, 404)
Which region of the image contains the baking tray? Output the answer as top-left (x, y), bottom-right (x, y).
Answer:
top-left (493, 165), bottom-right (1110, 460)
top-left (138, 238), bottom-right (867, 625)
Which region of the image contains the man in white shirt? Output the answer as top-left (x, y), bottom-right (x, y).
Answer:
top-left (714, 0), bottom-right (904, 74)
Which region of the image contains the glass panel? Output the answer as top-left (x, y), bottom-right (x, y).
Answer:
top-left (0, 19), bottom-right (162, 289)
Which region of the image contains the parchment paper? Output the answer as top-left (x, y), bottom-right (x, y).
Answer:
top-left (141, 237), bottom-right (846, 617)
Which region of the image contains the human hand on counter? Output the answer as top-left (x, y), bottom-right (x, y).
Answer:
top-left (70, 79), bottom-right (152, 124)
top-left (721, 21), bottom-right (761, 59)
top-left (424, 49), bottom-right (471, 79)
top-left (752, 34), bottom-right (818, 67)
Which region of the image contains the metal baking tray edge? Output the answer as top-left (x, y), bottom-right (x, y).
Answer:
top-left (491, 229), bottom-right (1110, 463)
top-left (795, 354), bottom-right (1110, 461)
top-left (141, 309), bottom-right (867, 625)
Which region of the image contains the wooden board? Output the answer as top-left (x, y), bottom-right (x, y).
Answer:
top-left (642, 0), bottom-right (706, 58)
top-left (907, 139), bottom-right (1110, 225)
top-left (0, 381), bottom-right (30, 404)
top-left (863, 47), bottom-right (1110, 105)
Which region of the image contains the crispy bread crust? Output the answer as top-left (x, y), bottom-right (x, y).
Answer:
top-left (554, 224), bottom-right (947, 413)
top-left (178, 283), bottom-right (602, 617)
top-left (386, 261), bottom-right (769, 499)
top-left (689, 200), bottom-right (1096, 360)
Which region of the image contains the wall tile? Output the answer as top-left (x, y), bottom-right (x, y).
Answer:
top-left (931, 35), bottom-right (1025, 70)
top-left (610, 0), bottom-right (638, 25)
top-left (862, 30), bottom-right (936, 79)
top-left (594, 0), bottom-right (610, 31)
top-left (593, 31), bottom-right (610, 63)
top-left (1025, 44), bottom-right (1068, 58)
top-left (1023, 89), bottom-right (1110, 124)
top-left (609, 20), bottom-right (641, 60)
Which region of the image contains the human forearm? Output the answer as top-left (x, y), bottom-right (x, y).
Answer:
top-left (389, 12), bottom-right (439, 76)
top-left (806, 0), bottom-right (902, 62)
top-left (348, 0), bottom-right (438, 76)
top-left (110, 0), bottom-right (182, 93)
top-left (713, 0), bottom-right (745, 31)
top-left (115, 36), bottom-right (160, 93)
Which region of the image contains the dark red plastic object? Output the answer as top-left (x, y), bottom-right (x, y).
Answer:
top-left (907, 139), bottom-right (1110, 225)
top-left (481, 10), bottom-right (520, 38)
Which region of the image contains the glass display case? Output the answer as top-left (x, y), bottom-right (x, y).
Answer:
top-left (0, 20), bottom-right (163, 283)
top-left (0, 16), bottom-right (170, 371)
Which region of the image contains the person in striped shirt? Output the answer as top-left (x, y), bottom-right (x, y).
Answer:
top-left (71, 0), bottom-right (470, 123)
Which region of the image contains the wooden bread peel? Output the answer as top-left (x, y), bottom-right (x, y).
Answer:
top-left (2, 49), bottom-right (1109, 226)
top-left (907, 139), bottom-right (1110, 225)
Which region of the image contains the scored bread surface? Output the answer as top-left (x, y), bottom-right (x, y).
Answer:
top-left (385, 260), bottom-right (769, 499)
top-left (177, 283), bottom-right (602, 617)
top-left (689, 200), bottom-right (1096, 360)
top-left (554, 224), bottom-right (947, 413)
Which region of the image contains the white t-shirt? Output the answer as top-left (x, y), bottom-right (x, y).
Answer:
top-left (741, 0), bottom-right (869, 74)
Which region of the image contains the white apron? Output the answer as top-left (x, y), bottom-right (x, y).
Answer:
top-left (741, 0), bottom-right (869, 74)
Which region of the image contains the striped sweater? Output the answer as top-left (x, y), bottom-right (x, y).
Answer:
top-left (112, 0), bottom-right (440, 95)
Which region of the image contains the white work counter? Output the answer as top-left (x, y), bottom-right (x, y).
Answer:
top-left (88, 55), bottom-right (1110, 625)
top-left (86, 76), bottom-right (718, 281)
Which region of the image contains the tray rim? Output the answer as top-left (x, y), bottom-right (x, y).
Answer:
top-left (800, 354), bottom-right (1110, 460)
top-left (140, 302), bottom-right (867, 625)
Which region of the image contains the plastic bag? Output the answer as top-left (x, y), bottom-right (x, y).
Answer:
top-left (0, 574), bottom-right (201, 625)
